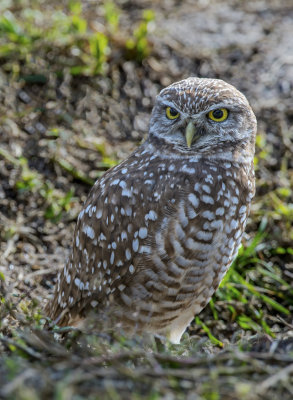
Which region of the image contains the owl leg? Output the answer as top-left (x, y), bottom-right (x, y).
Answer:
top-left (166, 311), bottom-right (195, 344)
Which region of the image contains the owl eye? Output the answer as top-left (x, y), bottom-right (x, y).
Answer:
top-left (207, 108), bottom-right (229, 122)
top-left (166, 106), bottom-right (180, 120)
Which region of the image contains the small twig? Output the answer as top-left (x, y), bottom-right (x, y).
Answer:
top-left (0, 336), bottom-right (42, 359)
top-left (276, 316), bottom-right (293, 330)
top-left (0, 368), bottom-right (37, 397)
top-left (25, 265), bottom-right (63, 280)
top-left (255, 363), bottom-right (293, 395)
top-left (52, 326), bottom-right (81, 334)
top-left (54, 158), bottom-right (94, 185)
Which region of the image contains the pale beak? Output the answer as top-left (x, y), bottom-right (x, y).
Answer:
top-left (185, 121), bottom-right (196, 148)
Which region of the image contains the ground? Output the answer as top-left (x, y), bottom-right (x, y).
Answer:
top-left (0, 0), bottom-right (293, 399)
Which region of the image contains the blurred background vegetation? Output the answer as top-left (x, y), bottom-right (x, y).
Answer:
top-left (0, 0), bottom-right (293, 399)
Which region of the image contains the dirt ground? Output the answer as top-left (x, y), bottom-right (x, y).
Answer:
top-left (0, 0), bottom-right (293, 399)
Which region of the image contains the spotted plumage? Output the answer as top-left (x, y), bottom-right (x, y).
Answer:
top-left (47, 77), bottom-right (256, 343)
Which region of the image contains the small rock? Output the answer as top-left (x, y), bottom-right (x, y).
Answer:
top-left (18, 90), bottom-right (31, 104)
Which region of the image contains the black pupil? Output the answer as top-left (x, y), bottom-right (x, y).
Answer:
top-left (169, 107), bottom-right (178, 116)
top-left (212, 109), bottom-right (224, 119)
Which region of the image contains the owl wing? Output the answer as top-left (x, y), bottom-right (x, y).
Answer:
top-left (47, 149), bottom-right (177, 325)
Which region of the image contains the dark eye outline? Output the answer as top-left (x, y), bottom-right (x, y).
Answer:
top-left (207, 108), bottom-right (229, 122)
top-left (166, 106), bottom-right (180, 120)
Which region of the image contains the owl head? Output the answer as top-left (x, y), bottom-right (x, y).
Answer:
top-left (149, 77), bottom-right (257, 159)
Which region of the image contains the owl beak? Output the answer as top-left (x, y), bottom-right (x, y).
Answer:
top-left (185, 121), bottom-right (197, 148)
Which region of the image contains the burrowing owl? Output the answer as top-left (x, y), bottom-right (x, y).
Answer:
top-left (47, 77), bottom-right (256, 344)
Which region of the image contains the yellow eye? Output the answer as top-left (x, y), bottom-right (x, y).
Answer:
top-left (207, 108), bottom-right (229, 122)
top-left (166, 106), bottom-right (180, 120)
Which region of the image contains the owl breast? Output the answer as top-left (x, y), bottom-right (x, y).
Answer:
top-left (112, 148), bottom-right (254, 335)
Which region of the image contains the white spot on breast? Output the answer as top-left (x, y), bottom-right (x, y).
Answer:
top-left (138, 245), bottom-right (152, 254)
top-left (153, 192), bottom-right (160, 201)
top-left (202, 184), bottom-right (211, 194)
top-left (125, 248), bottom-right (132, 260)
top-left (125, 206), bottom-right (132, 216)
top-left (99, 232), bottom-right (106, 241)
top-left (82, 225), bottom-right (95, 239)
top-left (231, 196), bottom-right (239, 205)
top-left (188, 193), bottom-right (199, 208)
top-left (210, 219), bottom-right (223, 230)
top-left (205, 174), bottom-right (214, 184)
top-left (103, 260), bottom-right (107, 269)
top-left (129, 264), bottom-right (135, 274)
top-left (118, 284), bottom-right (126, 291)
top-left (179, 203), bottom-right (188, 228)
top-left (194, 183), bottom-right (200, 192)
top-left (75, 235), bottom-right (79, 248)
top-left (201, 195), bottom-right (214, 205)
top-left (228, 238), bottom-right (234, 249)
top-left (127, 224), bottom-right (133, 233)
top-left (202, 210), bottom-right (214, 220)
top-left (145, 210), bottom-right (157, 221)
top-left (74, 278), bottom-right (84, 290)
top-left (96, 209), bottom-right (102, 219)
top-left (234, 229), bottom-right (242, 240)
top-left (78, 209), bottom-right (85, 221)
top-left (239, 205), bottom-right (247, 214)
top-left (222, 255), bottom-right (230, 264)
top-left (195, 230), bottom-right (213, 241)
top-left (91, 300), bottom-right (98, 307)
top-left (175, 222), bottom-right (186, 240)
top-left (121, 168), bottom-right (128, 174)
top-left (187, 206), bottom-right (197, 219)
top-left (110, 251), bottom-right (115, 264)
top-left (111, 214), bottom-right (114, 222)
top-left (145, 179), bottom-right (154, 185)
top-left (110, 178), bottom-right (120, 186)
top-left (119, 181), bottom-right (127, 188)
top-left (138, 227), bottom-right (148, 239)
top-left (66, 274), bottom-right (71, 284)
top-left (132, 238), bottom-right (139, 252)
top-left (186, 237), bottom-right (212, 251)
top-left (246, 192), bottom-right (254, 201)
top-left (181, 165), bottom-right (195, 174)
top-left (122, 188), bottom-right (132, 197)
top-left (230, 219), bottom-right (238, 230)
top-left (215, 207), bottom-right (225, 216)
